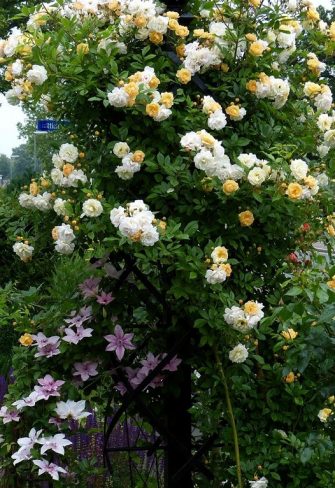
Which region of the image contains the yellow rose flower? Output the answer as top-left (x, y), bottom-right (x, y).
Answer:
top-left (287, 182), bottom-right (303, 200)
top-left (307, 8), bottom-right (320, 22)
top-left (284, 372), bottom-right (296, 383)
top-left (225, 104), bottom-right (240, 118)
top-left (149, 32), bottom-right (164, 45)
top-left (246, 79), bottom-right (257, 93)
top-left (220, 263), bottom-right (232, 277)
top-left (160, 92), bottom-right (174, 108)
top-left (199, 132), bottom-right (215, 147)
top-left (133, 15), bottom-right (147, 28)
top-left (249, 41), bottom-right (267, 57)
top-left (124, 82), bottom-right (139, 98)
top-left (244, 301), bottom-right (260, 315)
top-left (326, 224), bottom-right (335, 236)
top-left (19, 333), bottom-right (33, 347)
top-left (175, 25), bottom-right (189, 38)
top-left (304, 82), bottom-right (321, 97)
top-left (223, 179), bottom-right (239, 195)
top-left (166, 11), bottom-right (179, 19)
top-left (176, 44), bottom-right (186, 58)
top-left (146, 102), bottom-right (160, 117)
top-left (211, 246), bottom-right (229, 263)
top-left (327, 276), bottom-right (335, 289)
top-left (238, 210), bottom-right (254, 227)
top-left (63, 163), bottom-right (75, 176)
top-left (52, 227), bottom-right (59, 241)
top-left (29, 181), bottom-right (39, 196)
top-left (249, 0), bottom-right (260, 6)
top-left (148, 76), bottom-right (160, 89)
top-left (221, 63), bottom-right (229, 72)
top-left (304, 175), bottom-right (317, 189)
top-left (245, 33), bottom-right (257, 42)
top-left (168, 19), bottom-right (179, 30)
top-left (132, 150), bottom-right (145, 163)
top-left (318, 408), bottom-right (332, 422)
top-left (281, 328), bottom-right (299, 340)
top-left (176, 68), bottom-right (192, 84)
top-left (5, 70), bottom-right (13, 82)
top-left (129, 72), bottom-right (142, 83)
top-left (307, 58), bottom-right (321, 76)
top-left (76, 43), bottom-right (89, 55)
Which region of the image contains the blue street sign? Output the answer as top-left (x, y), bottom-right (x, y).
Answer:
top-left (36, 119), bottom-right (69, 132)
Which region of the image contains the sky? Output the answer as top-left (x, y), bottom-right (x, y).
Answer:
top-left (0, 0), bottom-right (333, 157)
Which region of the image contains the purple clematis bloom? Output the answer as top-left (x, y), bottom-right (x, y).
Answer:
top-left (104, 324), bottom-right (135, 361)
top-left (64, 306), bottom-right (93, 327)
top-left (162, 354), bottom-right (182, 372)
top-left (32, 334), bottom-right (61, 359)
top-left (73, 361), bottom-right (98, 382)
top-left (34, 375), bottom-right (65, 400)
top-left (79, 277), bottom-right (101, 299)
top-left (140, 352), bottom-right (160, 375)
top-left (62, 326), bottom-right (93, 345)
top-left (96, 291), bottom-right (115, 306)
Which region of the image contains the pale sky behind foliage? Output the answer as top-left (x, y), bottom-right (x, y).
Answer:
top-left (0, 0), bottom-right (333, 157)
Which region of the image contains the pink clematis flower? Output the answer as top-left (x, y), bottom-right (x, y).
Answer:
top-left (33, 459), bottom-right (67, 481)
top-left (32, 333), bottom-right (61, 359)
top-left (64, 306), bottom-right (93, 327)
top-left (139, 352), bottom-right (160, 375)
top-left (34, 375), bottom-right (65, 400)
top-left (13, 391), bottom-right (42, 410)
top-left (79, 277), bottom-right (101, 298)
top-left (104, 324), bottom-right (135, 361)
top-left (62, 325), bottom-right (93, 345)
top-left (96, 291), bottom-right (115, 305)
top-left (73, 361), bottom-right (98, 382)
top-left (162, 354), bottom-right (182, 372)
top-left (0, 406), bottom-right (20, 424)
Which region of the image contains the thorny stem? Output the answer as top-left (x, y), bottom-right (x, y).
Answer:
top-left (214, 346), bottom-right (244, 488)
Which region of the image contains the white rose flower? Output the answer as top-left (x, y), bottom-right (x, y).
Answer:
top-left (224, 306), bottom-right (245, 325)
top-left (140, 224), bottom-right (159, 246)
top-left (238, 153), bottom-right (258, 169)
top-left (27, 65), bottom-right (48, 85)
top-left (107, 87), bottom-right (129, 107)
top-left (180, 132), bottom-right (203, 151)
top-left (147, 16), bottom-right (169, 34)
top-left (5, 87), bottom-right (22, 105)
top-left (113, 142), bottom-right (130, 158)
top-left (211, 246), bottom-right (228, 264)
top-left (128, 200), bottom-right (148, 215)
top-left (56, 224), bottom-right (75, 243)
top-left (208, 110), bottom-right (227, 130)
top-left (209, 22), bottom-right (226, 36)
top-left (247, 167), bottom-right (267, 186)
top-left (290, 159), bottom-right (309, 180)
top-left (287, 0), bottom-right (297, 10)
top-left (52, 153), bottom-right (64, 168)
top-left (153, 107), bottom-right (172, 122)
top-left (19, 193), bottom-right (35, 209)
top-left (316, 173), bottom-right (329, 188)
top-left (205, 268), bottom-right (227, 284)
top-left (194, 150), bottom-right (215, 171)
top-left (110, 206), bottom-right (126, 227)
top-left (317, 114), bottom-right (333, 132)
top-left (53, 198), bottom-right (67, 216)
top-left (81, 199), bottom-right (103, 218)
top-left (317, 144), bottom-right (330, 157)
top-left (55, 241), bottom-right (75, 255)
top-left (12, 59), bottom-right (23, 76)
top-left (249, 477), bottom-right (268, 488)
top-left (324, 129), bottom-right (335, 147)
top-left (229, 343), bottom-right (249, 363)
top-left (34, 192), bottom-right (52, 212)
top-left (119, 216), bottom-right (141, 237)
top-left (13, 242), bottom-right (34, 262)
top-left (51, 168), bottom-right (64, 186)
top-left (59, 143), bottom-right (78, 163)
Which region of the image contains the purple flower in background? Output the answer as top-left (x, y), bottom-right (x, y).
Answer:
top-left (73, 361), bottom-right (98, 382)
top-left (140, 352), bottom-right (160, 375)
top-left (105, 324), bottom-right (135, 361)
top-left (0, 406), bottom-right (20, 424)
top-left (32, 333), bottom-right (61, 359)
top-left (65, 306), bottom-right (93, 327)
top-left (162, 354), bottom-right (182, 372)
top-left (149, 374), bottom-right (164, 389)
top-left (115, 382), bottom-right (127, 395)
top-left (34, 375), bottom-right (65, 400)
top-left (96, 291), bottom-right (115, 306)
top-left (62, 326), bottom-right (93, 345)
top-left (33, 459), bottom-right (67, 481)
top-left (79, 277), bottom-right (101, 299)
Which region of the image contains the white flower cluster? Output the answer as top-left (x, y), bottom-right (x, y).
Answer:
top-left (52, 224), bottom-right (76, 255)
top-left (304, 82), bottom-right (333, 112)
top-left (180, 131), bottom-right (243, 182)
top-left (50, 144), bottom-right (87, 187)
top-left (107, 67), bottom-right (173, 122)
top-left (316, 113), bottom-right (335, 158)
top-left (266, 20), bottom-right (302, 63)
top-left (183, 40), bottom-right (221, 75)
top-left (13, 242), bottom-right (34, 262)
top-left (202, 96), bottom-right (227, 131)
top-left (224, 301), bottom-right (264, 333)
top-left (247, 73), bottom-right (290, 109)
top-left (205, 246), bottom-right (232, 284)
top-left (19, 192), bottom-right (52, 212)
top-left (249, 477), bottom-right (268, 488)
top-left (229, 343), bottom-right (249, 363)
top-left (110, 200), bottom-right (159, 246)
top-left (237, 153), bottom-right (272, 186)
top-left (289, 158), bottom-right (319, 199)
top-left (113, 142), bottom-right (145, 180)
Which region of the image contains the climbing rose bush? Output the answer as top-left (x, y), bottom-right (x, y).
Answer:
top-left (0, 0), bottom-right (335, 486)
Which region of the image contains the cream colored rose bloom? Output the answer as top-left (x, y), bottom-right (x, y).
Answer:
top-left (81, 199), bottom-right (103, 218)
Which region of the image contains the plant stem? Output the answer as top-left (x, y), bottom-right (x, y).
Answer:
top-left (214, 347), bottom-right (243, 488)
